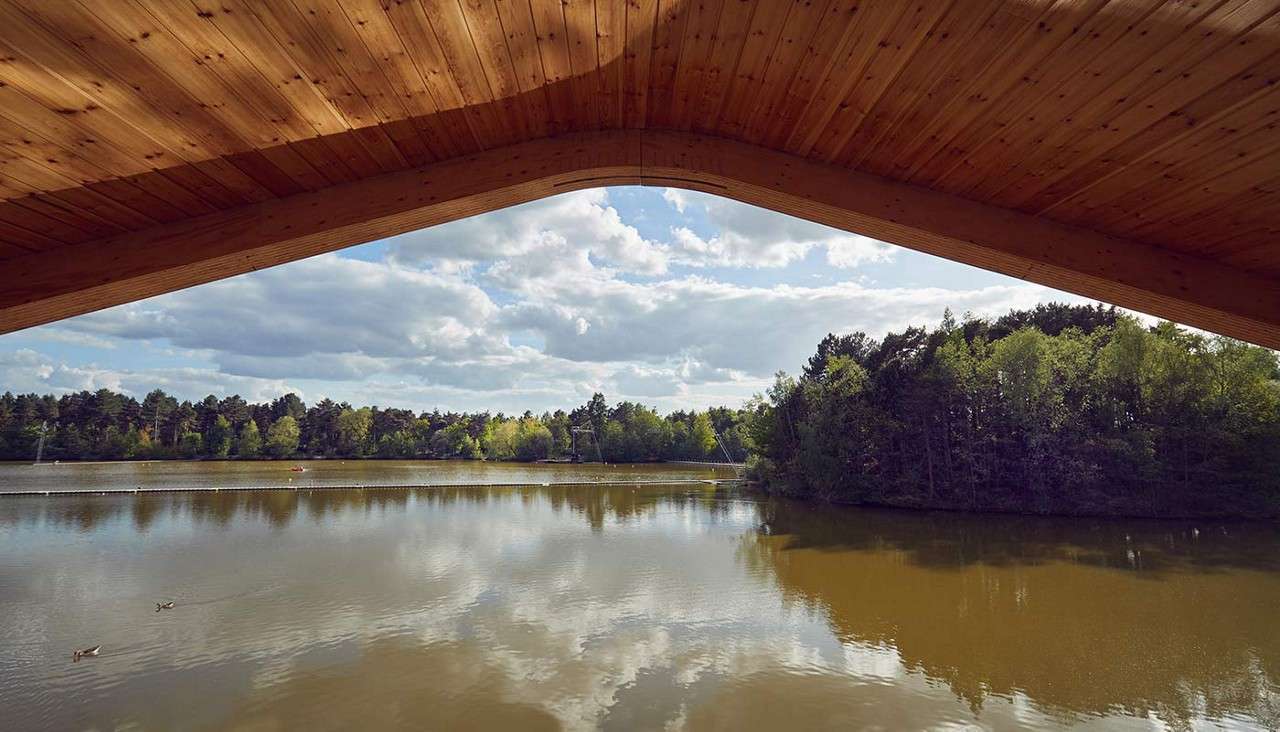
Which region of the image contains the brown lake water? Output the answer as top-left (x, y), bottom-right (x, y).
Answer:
top-left (0, 461), bottom-right (1277, 730)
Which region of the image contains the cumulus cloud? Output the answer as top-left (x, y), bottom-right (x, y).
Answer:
top-left (612, 365), bottom-right (686, 398)
top-left (661, 187), bottom-right (690, 213)
top-left (1, 349), bottom-right (54, 383)
top-left (388, 189), bottom-right (669, 276)
top-left (0, 348), bottom-right (296, 402)
top-left (500, 276), bottom-right (1069, 377)
top-left (662, 188), bottom-right (897, 269)
top-left (1, 187), bottom-right (1092, 411)
top-left (54, 255), bottom-right (542, 393)
top-left (68, 255), bottom-right (498, 362)
top-left (825, 236), bottom-right (899, 269)
top-left (388, 187), bottom-right (896, 277)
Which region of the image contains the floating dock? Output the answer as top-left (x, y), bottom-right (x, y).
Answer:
top-left (0, 478), bottom-right (746, 498)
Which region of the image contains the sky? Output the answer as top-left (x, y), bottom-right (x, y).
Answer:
top-left (0, 186), bottom-right (1092, 413)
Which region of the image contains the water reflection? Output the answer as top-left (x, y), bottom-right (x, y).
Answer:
top-left (1, 481), bottom-right (1277, 730)
top-left (744, 500), bottom-right (1280, 729)
top-left (0, 458), bottom-right (734, 494)
top-left (0, 483), bottom-right (736, 534)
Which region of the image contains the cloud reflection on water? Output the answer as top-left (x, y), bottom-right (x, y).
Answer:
top-left (1, 484), bottom-right (1277, 730)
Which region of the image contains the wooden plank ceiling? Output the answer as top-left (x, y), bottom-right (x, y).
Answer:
top-left (0, 0), bottom-right (1279, 346)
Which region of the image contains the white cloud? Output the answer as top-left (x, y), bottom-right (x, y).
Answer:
top-left (389, 189), bottom-right (670, 276)
top-left (0, 347), bottom-right (296, 402)
top-left (389, 187), bottom-right (897, 276)
top-left (53, 255), bottom-right (530, 393)
top-left (668, 225), bottom-right (809, 269)
top-left (497, 272), bottom-right (1068, 376)
top-left (1, 187), bottom-right (1094, 411)
top-left (661, 187), bottom-right (689, 213)
top-left (825, 235), bottom-right (897, 269)
top-left (25, 328), bottom-right (119, 350)
top-left (67, 255), bottom-right (498, 362)
top-left (613, 366), bottom-right (685, 398)
top-left (662, 188), bottom-right (897, 270)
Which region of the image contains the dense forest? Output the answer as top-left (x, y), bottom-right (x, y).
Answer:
top-left (6, 302), bottom-right (1279, 516)
top-left (0, 389), bottom-right (747, 465)
top-left (747, 304), bottom-right (1280, 517)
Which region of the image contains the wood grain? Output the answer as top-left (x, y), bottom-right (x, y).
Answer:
top-left (0, 0), bottom-right (1276, 348)
top-left (3, 130), bottom-right (1278, 352)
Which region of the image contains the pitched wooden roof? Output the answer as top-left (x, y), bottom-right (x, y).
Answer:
top-left (1, 0), bottom-right (1278, 346)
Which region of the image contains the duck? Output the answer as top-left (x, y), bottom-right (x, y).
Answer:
top-left (72, 645), bottom-right (100, 661)
top-left (156, 601), bottom-right (175, 612)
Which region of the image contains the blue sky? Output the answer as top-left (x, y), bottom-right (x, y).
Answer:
top-left (0, 186), bottom-right (1086, 412)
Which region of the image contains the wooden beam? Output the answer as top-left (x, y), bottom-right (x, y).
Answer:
top-left (2, 130), bottom-right (1278, 349)
top-left (640, 131), bottom-right (1280, 349)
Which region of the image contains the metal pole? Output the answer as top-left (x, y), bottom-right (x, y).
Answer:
top-left (34, 420), bottom-right (47, 464)
top-left (712, 428), bottom-right (743, 479)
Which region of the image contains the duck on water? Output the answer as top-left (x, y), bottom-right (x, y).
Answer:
top-left (72, 646), bottom-right (100, 661)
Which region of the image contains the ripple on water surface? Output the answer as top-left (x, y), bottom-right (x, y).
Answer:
top-left (1, 463), bottom-right (1278, 730)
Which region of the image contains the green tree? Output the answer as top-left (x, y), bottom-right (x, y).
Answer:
top-left (410, 418), bottom-right (435, 454)
top-left (375, 430), bottom-right (416, 458)
top-left (432, 422), bottom-right (481, 459)
top-left (207, 415), bottom-right (234, 458)
top-left (178, 431), bottom-right (204, 459)
top-left (483, 419), bottom-right (518, 460)
top-left (270, 393), bottom-right (306, 422)
top-left (749, 306), bottom-right (1280, 517)
top-left (337, 407), bottom-right (373, 456)
top-left (513, 417), bottom-right (553, 461)
top-left (681, 413), bottom-right (718, 460)
top-left (236, 419), bottom-right (262, 458)
top-left (121, 425), bottom-right (146, 459)
top-left (573, 392), bottom-right (608, 438)
top-left (141, 389), bottom-right (177, 449)
top-left (266, 416), bottom-right (300, 458)
top-left (544, 410), bottom-right (572, 456)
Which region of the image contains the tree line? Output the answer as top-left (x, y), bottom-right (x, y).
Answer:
top-left (0, 388), bottom-right (747, 465)
top-left (8, 301), bottom-right (1276, 516)
top-left (746, 303), bottom-right (1280, 517)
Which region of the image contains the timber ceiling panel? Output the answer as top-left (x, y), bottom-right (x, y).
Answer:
top-left (0, 0), bottom-right (1278, 346)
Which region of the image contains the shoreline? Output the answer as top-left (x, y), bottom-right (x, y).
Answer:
top-left (0, 477), bottom-right (745, 498)
top-left (751, 485), bottom-right (1280, 523)
top-left (5, 457), bottom-right (742, 467)
top-left (8, 458), bottom-right (1270, 521)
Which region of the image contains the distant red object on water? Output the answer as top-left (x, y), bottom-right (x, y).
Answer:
top-left (289, 466), bottom-right (306, 473)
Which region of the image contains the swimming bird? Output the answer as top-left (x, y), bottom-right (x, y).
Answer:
top-left (156, 601), bottom-right (175, 612)
top-left (72, 646), bottom-right (100, 661)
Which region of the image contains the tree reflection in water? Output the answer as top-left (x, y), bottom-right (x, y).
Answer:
top-left (741, 499), bottom-right (1280, 729)
top-left (0, 483), bottom-right (737, 534)
top-left (1, 485), bottom-right (1277, 730)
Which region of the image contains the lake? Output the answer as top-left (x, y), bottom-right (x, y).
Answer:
top-left (1, 461), bottom-right (1277, 730)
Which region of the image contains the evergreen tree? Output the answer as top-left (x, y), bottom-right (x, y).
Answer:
top-left (749, 307), bottom-right (1280, 517)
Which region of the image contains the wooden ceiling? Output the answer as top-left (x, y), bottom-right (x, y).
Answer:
top-left (0, 0), bottom-right (1279, 346)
